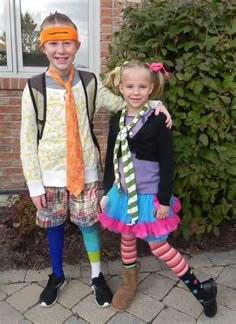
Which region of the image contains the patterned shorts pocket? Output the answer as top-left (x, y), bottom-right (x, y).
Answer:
top-left (36, 187), bottom-right (68, 228)
top-left (69, 186), bottom-right (99, 227)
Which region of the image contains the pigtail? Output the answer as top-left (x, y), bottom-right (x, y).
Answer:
top-left (148, 62), bottom-right (169, 99)
top-left (103, 67), bottom-right (121, 96)
top-left (149, 71), bottom-right (165, 99)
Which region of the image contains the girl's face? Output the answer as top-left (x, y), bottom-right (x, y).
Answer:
top-left (119, 67), bottom-right (154, 115)
top-left (41, 24), bottom-right (80, 76)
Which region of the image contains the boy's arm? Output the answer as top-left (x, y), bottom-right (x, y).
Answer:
top-left (95, 79), bottom-right (124, 113)
top-left (96, 79), bottom-right (172, 127)
top-left (20, 85), bottom-right (45, 197)
top-left (149, 100), bottom-right (172, 128)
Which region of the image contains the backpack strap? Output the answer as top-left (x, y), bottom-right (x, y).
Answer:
top-left (77, 70), bottom-right (102, 170)
top-left (77, 70), bottom-right (97, 120)
top-left (27, 73), bottom-right (47, 144)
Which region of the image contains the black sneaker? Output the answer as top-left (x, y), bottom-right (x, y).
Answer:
top-left (39, 273), bottom-right (66, 307)
top-left (201, 278), bottom-right (217, 317)
top-left (91, 272), bottom-right (113, 307)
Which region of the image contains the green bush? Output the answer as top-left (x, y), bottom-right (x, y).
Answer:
top-left (6, 192), bottom-right (78, 253)
top-left (107, 0), bottom-right (236, 239)
top-left (7, 192), bottom-right (45, 247)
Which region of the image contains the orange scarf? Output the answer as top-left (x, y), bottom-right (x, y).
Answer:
top-left (49, 66), bottom-right (84, 197)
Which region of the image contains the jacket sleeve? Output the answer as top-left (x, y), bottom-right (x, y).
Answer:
top-left (103, 114), bottom-right (120, 194)
top-left (156, 114), bottom-right (174, 205)
top-left (20, 84), bottom-right (45, 197)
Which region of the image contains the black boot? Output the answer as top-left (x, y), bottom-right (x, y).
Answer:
top-left (180, 268), bottom-right (217, 318)
top-left (200, 278), bottom-right (217, 318)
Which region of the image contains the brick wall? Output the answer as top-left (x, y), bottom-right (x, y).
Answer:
top-left (0, 0), bottom-right (142, 193)
top-left (0, 79), bottom-right (27, 192)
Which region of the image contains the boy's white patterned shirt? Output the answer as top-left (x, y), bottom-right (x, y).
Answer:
top-left (20, 79), bottom-right (124, 197)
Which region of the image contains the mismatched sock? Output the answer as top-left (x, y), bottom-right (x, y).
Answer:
top-left (179, 268), bottom-right (205, 303)
top-left (123, 262), bottom-right (137, 269)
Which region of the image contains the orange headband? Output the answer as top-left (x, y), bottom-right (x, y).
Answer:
top-left (40, 26), bottom-right (80, 47)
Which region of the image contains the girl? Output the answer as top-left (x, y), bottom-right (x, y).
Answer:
top-left (99, 60), bottom-right (217, 317)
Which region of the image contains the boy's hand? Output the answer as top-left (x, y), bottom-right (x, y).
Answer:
top-left (155, 204), bottom-right (169, 219)
top-left (153, 101), bottom-right (172, 129)
top-left (32, 194), bottom-right (47, 210)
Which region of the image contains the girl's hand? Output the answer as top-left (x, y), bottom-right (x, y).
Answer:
top-left (155, 204), bottom-right (169, 219)
top-left (153, 101), bottom-right (172, 129)
top-left (100, 195), bottom-right (108, 211)
top-left (32, 194), bottom-right (47, 210)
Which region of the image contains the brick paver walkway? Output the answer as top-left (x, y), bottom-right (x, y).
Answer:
top-left (0, 250), bottom-right (236, 323)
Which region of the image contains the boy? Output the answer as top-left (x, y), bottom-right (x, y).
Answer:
top-left (20, 12), bottom-right (171, 308)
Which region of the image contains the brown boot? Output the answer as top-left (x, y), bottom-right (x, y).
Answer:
top-left (112, 266), bottom-right (139, 311)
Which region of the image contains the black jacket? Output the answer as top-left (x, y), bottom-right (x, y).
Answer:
top-left (103, 111), bottom-right (174, 205)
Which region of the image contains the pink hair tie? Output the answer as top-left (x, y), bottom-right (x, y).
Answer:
top-left (149, 62), bottom-right (169, 77)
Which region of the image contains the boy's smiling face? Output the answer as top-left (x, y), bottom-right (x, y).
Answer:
top-left (41, 25), bottom-right (80, 76)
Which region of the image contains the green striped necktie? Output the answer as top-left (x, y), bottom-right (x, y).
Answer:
top-left (113, 105), bottom-right (149, 225)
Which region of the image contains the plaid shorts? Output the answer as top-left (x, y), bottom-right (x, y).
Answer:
top-left (36, 184), bottom-right (99, 228)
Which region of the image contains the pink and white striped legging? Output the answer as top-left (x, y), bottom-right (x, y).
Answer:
top-left (120, 234), bottom-right (188, 277)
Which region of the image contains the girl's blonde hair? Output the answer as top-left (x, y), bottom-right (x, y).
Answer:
top-left (40, 12), bottom-right (77, 31)
top-left (103, 60), bottom-right (166, 99)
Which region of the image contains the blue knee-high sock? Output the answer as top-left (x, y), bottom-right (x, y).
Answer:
top-left (79, 224), bottom-right (101, 278)
top-left (47, 223), bottom-right (65, 278)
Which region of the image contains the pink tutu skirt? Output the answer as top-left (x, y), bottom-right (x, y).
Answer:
top-left (99, 185), bottom-right (181, 242)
